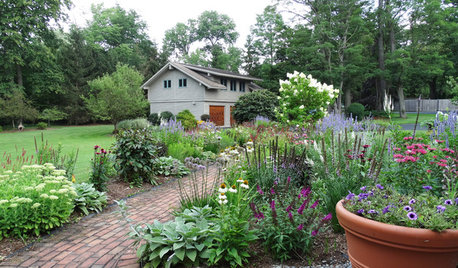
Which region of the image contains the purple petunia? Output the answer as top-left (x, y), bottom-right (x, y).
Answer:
top-left (360, 186), bottom-right (367, 192)
top-left (437, 205), bottom-right (446, 213)
top-left (409, 199), bottom-right (416, 205)
top-left (376, 184), bottom-right (384, 190)
top-left (407, 212), bottom-right (417, 220)
top-left (455, 198), bottom-right (458, 205)
top-left (382, 206), bottom-right (391, 214)
top-left (403, 206), bottom-right (412, 212)
top-left (367, 209), bottom-right (377, 214)
top-left (357, 209), bottom-right (364, 214)
top-left (422, 185), bottom-right (432, 191)
top-left (444, 199), bottom-right (452, 205)
top-left (346, 191), bottom-right (355, 200)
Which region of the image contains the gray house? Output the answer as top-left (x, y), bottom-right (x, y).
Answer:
top-left (141, 62), bottom-right (262, 127)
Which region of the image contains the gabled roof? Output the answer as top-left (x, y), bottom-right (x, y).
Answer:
top-left (141, 62), bottom-right (262, 89)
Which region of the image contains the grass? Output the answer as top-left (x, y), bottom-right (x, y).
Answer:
top-left (0, 125), bottom-right (114, 182)
top-left (374, 113), bottom-right (436, 125)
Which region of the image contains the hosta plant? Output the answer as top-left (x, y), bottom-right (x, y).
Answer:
top-left (0, 164), bottom-right (76, 238)
top-left (73, 182), bottom-right (107, 215)
top-left (152, 156), bottom-right (189, 178)
top-left (130, 206), bottom-right (218, 268)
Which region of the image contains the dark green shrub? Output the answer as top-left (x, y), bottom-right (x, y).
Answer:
top-left (155, 141), bottom-right (168, 157)
top-left (176, 110), bottom-right (197, 130)
top-left (112, 129), bottom-right (160, 186)
top-left (36, 122), bottom-right (47, 130)
top-left (346, 103), bottom-right (365, 120)
top-left (160, 111), bottom-right (174, 121)
top-left (0, 126), bottom-right (3, 132)
top-left (116, 118), bottom-right (150, 130)
top-left (148, 113), bottom-right (160, 125)
top-left (201, 114), bottom-right (210, 121)
top-left (232, 90), bottom-right (278, 123)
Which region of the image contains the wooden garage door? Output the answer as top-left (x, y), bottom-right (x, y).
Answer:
top-left (210, 105), bottom-right (225, 126)
top-left (230, 106), bottom-right (235, 126)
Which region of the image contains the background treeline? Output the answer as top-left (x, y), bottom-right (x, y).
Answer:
top-left (1, 0), bottom-right (457, 127)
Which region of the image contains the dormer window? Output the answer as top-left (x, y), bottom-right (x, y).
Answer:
top-left (163, 80), bottom-right (171, 88)
top-left (179, 78), bottom-right (187, 87)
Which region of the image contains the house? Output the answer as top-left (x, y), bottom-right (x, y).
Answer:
top-left (141, 62), bottom-right (263, 127)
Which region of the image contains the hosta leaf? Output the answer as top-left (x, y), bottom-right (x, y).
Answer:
top-left (175, 248), bottom-right (185, 261)
top-left (159, 247), bottom-right (171, 258)
top-left (173, 242), bottom-right (185, 250)
top-left (195, 244), bottom-right (205, 251)
top-left (187, 249), bottom-right (197, 262)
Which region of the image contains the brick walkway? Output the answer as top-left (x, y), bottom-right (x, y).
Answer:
top-left (0, 167), bottom-right (221, 268)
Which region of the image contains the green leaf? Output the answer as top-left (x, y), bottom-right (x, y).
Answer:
top-left (159, 247), bottom-right (171, 258)
top-left (173, 242), bottom-right (185, 250)
top-left (195, 244), bottom-right (205, 251)
top-left (187, 249), bottom-right (197, 262)
top-left (151, 258), bottom-right (161, 268)
top-left (175, 248), bottom-right (185, 261)
top-left (137, 244), bottom-right (147, 258)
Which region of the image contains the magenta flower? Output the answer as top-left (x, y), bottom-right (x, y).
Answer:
top-left (301, 187), bottom-right (311, 198)
top-left (311, 230), bottom-right (318, 236)
top-left (310, 200), bottom-right (319, 209)
top-left (322, 213), bottom-right (332, 222)
top-left (256, 185), bottom-right (264, 195)
top-left (270, 188), bottom-right (275, 195)
top-left (270, 200), bottom-right (276, 211)
top-left (287, 176), bottom-right (291, 183)
top-left (297, 198), bottom-right (310, 215)
top-left (94, 145), bottom-right (100, 150)
top-left (286, 205), bottom-right (292, 212)
top-left (297, 224), bottom-right (304, 231)
top-left (288, 211), bottom-right (293, 221)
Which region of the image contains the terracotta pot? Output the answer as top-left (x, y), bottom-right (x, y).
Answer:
top-left (336, 200), bottom-right (458, 268)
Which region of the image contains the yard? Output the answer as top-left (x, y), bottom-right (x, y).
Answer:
top-left (0, 125), bottom-right (114, 182)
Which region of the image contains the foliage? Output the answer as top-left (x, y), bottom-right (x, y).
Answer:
top-left (0, 164), bottom-right (76, 239)
top-left (176, 110), bottom-right (197, 130)
top-left (85, 64), bottom-right (147, 129)
top-left (254, 180), bottom-right (332, 261)
top-left (113, 129), bottom-right (159, 186)
top-left (430, 111), bottom-right (457, 149)
top-left (36, 122), bottom-right (48, 130)
top-left (73, 182), bottom-right (107, 215)
top-left (148, 113), bottom-right (160, 126)
top-left (232, 90), bottom-right (278, 123)
top-left (0, 91), bottom-right (39, 127)
top-left (130, 206), bottom-right (217, 268)
top-left (168, 143), bottom-right (202, 162)
top-left (276, 72), bottom-right (339, 124)
top-left (89, 146), bottom-right (111, 192)
top-left (39, 108), bottom-right (67, 126)
top-left (200, 114), bottom-right (210, 121)
top-left (346, 102), bottom-right (365, 120)
top-left (152, 156), bottom-right (189, 178)
top-left (116, 118), bottom-right (151, 130)
top-left (343, 185), bottom-right (457, 231)
top-left (160, 111), bottom-right (174, 122)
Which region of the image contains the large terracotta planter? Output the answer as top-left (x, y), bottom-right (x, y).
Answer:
top-left (336, 200), bottom-right (458, 268)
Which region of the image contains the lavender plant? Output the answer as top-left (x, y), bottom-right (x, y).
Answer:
top-left (430, 111), bottom-right (457, 149)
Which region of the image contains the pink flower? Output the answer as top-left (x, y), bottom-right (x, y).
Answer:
top-left (393, 154), bottom-right (404, 158)
top-left (310, 200), bottom-right (319, 209)
top-left (297, 224), bottom-right (304, 231)
top-left (322, 213), bottom-right (332, 222)
top-left (311, 230), bottom-right (319, 236)
top-left (426, 169), bottom-right (432, 173)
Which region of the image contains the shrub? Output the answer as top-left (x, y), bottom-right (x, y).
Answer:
top-left (116, 118), bottom-right (150, 130)
top-left (152, 156), bottom-right (190, 177)
top-left (0, 164), bottom-right (76, 238)
top-left (147, 113), bottom-right (160, 126)
top-left (0, 125), bottom-right (2, 132)
top-left (73, 182), bottom-right (107, 215)
top-left (130, 206), bottom-right (218, 268)
top-left (232, 90), bottom-right (278, 123)
top-left (160, 111), bottom-right (174, 121)
top-left (346, 102), bottom-right (365, 120)
top-left (201, 114), bottom-right (210, 121)
top-left (277, 72), bottom-right (338, 124)
top-left (89, 146), bottom-right (112, 192)
top-left (113, 129), bottom-right (160, 186)
top-left (36, 122), bottom-right (48, 130)
top-left (177, 109), bottom-right (197, 130)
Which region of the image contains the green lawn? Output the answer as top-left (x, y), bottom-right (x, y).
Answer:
top-left (0, 125), bottom-right (114, 182)
top-left (375, 113), bottom-right (437, 125)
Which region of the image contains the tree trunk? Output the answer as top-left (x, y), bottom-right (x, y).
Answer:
top-left (377, 0), bottom-right (386, 111)
top-left (397, 86), bottom-right (407, 118)
top-left (16, 64), bottom-right (23, 87)
top-left (345, 88), bottom-right (352, 108)
top-left (429, 77), bottom-right (437, 99)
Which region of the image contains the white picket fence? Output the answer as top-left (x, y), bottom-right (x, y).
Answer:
top-left (394, 99), bottom-right (458, 113)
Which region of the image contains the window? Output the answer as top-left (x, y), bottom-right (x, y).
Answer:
top-left (179, 78), bottom-right (187, 87)
top-left (239, 81), bottom-right (245, 92)
top-left (220, 78), bottom-right (227, 89)
top-left (163, 80), bottom-right (171, 88)
top-left (230, 80), bottom-right (237, 91)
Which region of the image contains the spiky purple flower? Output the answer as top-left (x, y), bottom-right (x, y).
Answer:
top-left (422, 185), bottom-right (432, 191)
top-left (257, 185), bottom-right (264, 195)
top-left (311, 229), bottom-right (318, 236)
top-left (376, 184), bottom-right (384, 190)
top-left (310, 200), bottom-right (319, 209)
top-left (301, 187), bottom-right (311, 198)
top-left (297, 223), bottom-right (304, 231)
top-left (437, 205), bottom-right (446, 213)
top-left (322, 213), bottom-right (332, 222)
top-left (270, 188), bottom-right (275, 195)
top-left (382, 206), bottom-right (390, 214)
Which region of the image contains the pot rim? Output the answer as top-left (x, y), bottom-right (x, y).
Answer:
top-left (336, 199), bottom-right (458, 252)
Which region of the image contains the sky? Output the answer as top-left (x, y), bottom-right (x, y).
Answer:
top-left (65, 0), bottom-right (276, 48)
